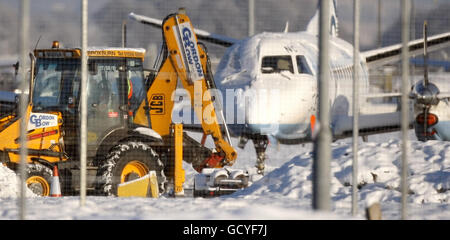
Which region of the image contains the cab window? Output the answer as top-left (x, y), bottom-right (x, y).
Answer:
top-left (127, 59), bottom-right (145, 113)
top-left (32, 58), bottom-right (79, 111)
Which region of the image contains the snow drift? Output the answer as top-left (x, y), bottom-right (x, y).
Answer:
top-left (0, 164), bottom-right (36, 198)
top-left (0, 133), bottom-right (449, 219)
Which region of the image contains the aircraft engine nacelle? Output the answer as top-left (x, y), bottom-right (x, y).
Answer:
top-left (410, 79), bottom-right (441, 141)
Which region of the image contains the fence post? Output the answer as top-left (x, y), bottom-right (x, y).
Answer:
top-left (248, 0), bottom-right (255, 36)
top-left (18, 0), bottom-right (30, 220)
top-left (80, 0), bottom-right (88, 207)
top-left (122, 20), bottom-right (127, 48)
top-left (400, 0), bottom-right (411, 220)
top-left (352, 0), bottom-right (360, 217)
top-left (313, 0), bottom-right (331, 211)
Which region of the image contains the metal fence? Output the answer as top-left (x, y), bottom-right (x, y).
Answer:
top-left (1, 0), bottom-right (449, 220)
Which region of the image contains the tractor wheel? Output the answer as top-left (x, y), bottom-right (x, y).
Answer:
top-left (26, 164), bottom-right (53, 197)
top-left (96, 141), bottom-right (166, 196)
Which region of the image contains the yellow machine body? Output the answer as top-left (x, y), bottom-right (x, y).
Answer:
top-left (0, 105), bottom-right (65, 164)
top-left (173, 123), bottom-right (185, 196)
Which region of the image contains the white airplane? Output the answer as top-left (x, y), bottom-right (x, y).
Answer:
top-left (128, 1), bottom-right (450, 173)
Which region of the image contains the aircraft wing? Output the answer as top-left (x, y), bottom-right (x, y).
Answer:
top-left (327, 93), bottom-right (413, 140)
top-left (354, 32), bottom-right (450, 139)
top-left (332, 111), bottom-right (412, 140)
top-left (362, 32), bottom-right (450, 68)
top-left (128, 12), bottom-right (238, 47)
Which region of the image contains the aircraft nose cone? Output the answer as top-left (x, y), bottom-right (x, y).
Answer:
top-left (246, 76), bottom-right (317, 137)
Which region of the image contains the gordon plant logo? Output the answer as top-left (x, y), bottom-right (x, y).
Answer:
top-left (28, 113), bottom-right (58, 130)
top-left (181, 25), bottom-right (204, 80)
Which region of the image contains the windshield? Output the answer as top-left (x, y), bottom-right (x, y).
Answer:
top-left (261, 55), bottom-right (294, 74)
top-left (86, 58), bottom-right (145, 113)
top-left (32, 58), bottom-right (80, 111)
top-left (32, 58), bottom-right (145, 113)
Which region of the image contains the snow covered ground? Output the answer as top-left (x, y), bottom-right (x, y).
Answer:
top-left (0, 131), bottom-right (449, 220)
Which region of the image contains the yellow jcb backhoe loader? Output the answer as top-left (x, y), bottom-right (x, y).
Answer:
top-left (0, 12), bottom-right (247, 197)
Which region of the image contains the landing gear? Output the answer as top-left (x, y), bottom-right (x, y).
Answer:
top-left (238, 134), bottom-right (269, 175)
top-left (253, 135), bottom-right (269, 175)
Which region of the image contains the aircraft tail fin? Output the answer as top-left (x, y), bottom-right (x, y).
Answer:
top-left (283, 21), bottom-right (289, 33)
top-left (306, 0), bottom-right (338, 37)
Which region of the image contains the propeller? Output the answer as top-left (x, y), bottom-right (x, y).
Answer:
top-left (423, 21), bottom-right (429, 87)
top-left (409, 21), bottom-right (440, 140)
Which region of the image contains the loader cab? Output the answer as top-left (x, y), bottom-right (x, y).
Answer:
top-left (32, 47), bottom-right (146, 159)
top-left (85, 57), bottom-right (146, 147)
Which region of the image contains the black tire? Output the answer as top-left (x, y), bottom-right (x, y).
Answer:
top-left (96, 141), bottom-right (166, 196)
top-left (26, 164), bottom-right (53, 196)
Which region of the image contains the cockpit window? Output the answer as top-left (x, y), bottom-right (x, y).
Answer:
top-left (261, 55), bottom-right (293, 74)
top-left (296, 55), bottom-right (312, 75)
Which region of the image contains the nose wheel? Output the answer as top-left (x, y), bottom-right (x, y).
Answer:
top-left (253, 135), bottom-right (268, 175)
top-left (239, 134), bottom-right (269, 175)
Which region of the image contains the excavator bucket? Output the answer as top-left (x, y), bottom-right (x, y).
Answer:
top-left (193, 168), bottom-right (249, 197)
top-left (117, 171), bottom-right (159, 198)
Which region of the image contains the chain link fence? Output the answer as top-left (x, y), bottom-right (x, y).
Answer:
top-left (0, 0), bottom-right (449, 220)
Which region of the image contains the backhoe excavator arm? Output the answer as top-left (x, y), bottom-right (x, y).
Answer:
top-left (134, 13), bottom-right (237, 169)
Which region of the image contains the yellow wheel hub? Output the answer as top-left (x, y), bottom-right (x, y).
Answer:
top-left (121, 161), bottom-right (149, 183)
top-left (26, 176), bottom-right (50, 196)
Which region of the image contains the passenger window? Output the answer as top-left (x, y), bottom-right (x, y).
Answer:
top-left (261, 56), bottom-right (293, 74)
top-left (296, 55), bottom-right (312, 75)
